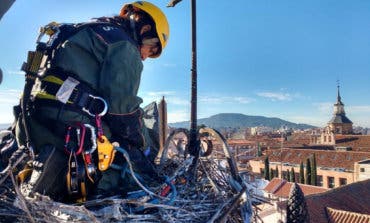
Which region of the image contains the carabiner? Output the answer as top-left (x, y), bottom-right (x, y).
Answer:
top-left (64, 123), bottom-right (86, 155)
top-left (83, 124), bottom-right (97, 154)
top-left (82, 95), bottom-right (108, 117)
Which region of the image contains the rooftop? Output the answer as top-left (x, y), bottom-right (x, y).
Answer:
top-left (264, 178), bottom-right (328, 198)
top-left (329, 114), bottom-right (353, 124)
top-left (327, 207), bottom-right (370, 223)
top-left (335, 135), bottom-right (370, 152)
top-left (253, 148), bottom-right (370, 170)
top-left (277, 179), bottom-right (370, 223)
top-left (305, 179), bottom-right (370, 223)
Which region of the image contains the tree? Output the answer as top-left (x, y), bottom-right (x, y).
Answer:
top-left (264, 156), bottom-right (270, 180)
top-left (290, 167), bottom-right (296, 183)
top-left (305, 158), bottom-right (311, 185)
top-left (299, 162), bottom-right (304, 184)
top-left (287, 169), bottom-right (291, 182)
top-left (257, 142), bottom-right (262, 157)
top-left (311, 154), bottom-right (317, 186)
top-left (286, 183), bottom-right (310, 223)
top-left (275, 165), bottom-right (279, 178)
top-left (270, 168), bottom-right (274, 180)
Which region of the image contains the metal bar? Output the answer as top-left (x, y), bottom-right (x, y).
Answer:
top-left (188, 0), bottom-right (200, 182)
top-left (167, 0), bottom-right (199, 180)
top-left (190, 0), bottom-right (197, 142)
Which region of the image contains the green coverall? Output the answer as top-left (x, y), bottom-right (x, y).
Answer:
top-left (15, 20), bottom-right (159, 200)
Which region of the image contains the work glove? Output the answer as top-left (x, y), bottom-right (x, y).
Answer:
top-left (105, 108), bottom-right (144, 149)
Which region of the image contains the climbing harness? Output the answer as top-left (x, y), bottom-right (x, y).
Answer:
top-left (14, 21), bottom-right (114, 202)
top-left (17, 21), bottom-right (109, 164)
top-left (34, 74), bottom-right (108, 118)
top-left (14, 19), bottom-right (175, 205)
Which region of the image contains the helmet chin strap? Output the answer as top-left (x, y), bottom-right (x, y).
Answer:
top-left (129, 13), bottom-right (141, 45)
top-left (126, 5), bottom-right (156, 47)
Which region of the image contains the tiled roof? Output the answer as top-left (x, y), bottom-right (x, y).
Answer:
top-left (335, 135), bottom-right (370, 152)
top-left (286, 132), bottom-right (312, 146)
top-left (277, 179), bottom-right (370, 223)
top-left (253, 148), bottom-right (370, 170)
top-left (306, 179), bottom-right (370, 223)
top-left (264, 178), bottom-right (328, 198)
top-left (329, 114), bottom-right (353, 124)
top-left (227, 137), bottom-right (281, 147)
top-left (327, 207), bottom-right (370, 223)
top-left (227, 139), bottom-right (259, 145)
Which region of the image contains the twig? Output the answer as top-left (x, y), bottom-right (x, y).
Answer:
top-left (0, 152), bottom-right (27, 185)
top-left (206, 198), bottom-right (233, 223)
top-left (216, 185), bottom-right (248, 223)
top-left (9, 170), bottom-right (35, 223)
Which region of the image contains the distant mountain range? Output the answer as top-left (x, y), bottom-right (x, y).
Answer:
top-left (0, 113), bottom-right (316, 131)
top-left (0, 123), bottom-right (11, 130)
top-left (169, 113), bottom-right (316, 130)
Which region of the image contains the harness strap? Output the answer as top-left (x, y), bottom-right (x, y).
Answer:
top-left (33, 72), bottom-right (108, 117)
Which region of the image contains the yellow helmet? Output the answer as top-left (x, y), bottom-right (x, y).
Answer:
top-left (120, 1), bottom-right (169, 58)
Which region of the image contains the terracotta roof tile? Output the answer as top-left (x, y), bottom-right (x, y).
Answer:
top-left (306, 179), bottom-right (370, 223)
top-left (335, 135), bottom-right (370, 152)
top-left (254, 148), bottom-right (370, 170)
top-left (277, 179), bottom-right (370, 223)
top-left (327, 207), bottom-right (370, 223)
top-left (264, 178), bottom-right (328, 198)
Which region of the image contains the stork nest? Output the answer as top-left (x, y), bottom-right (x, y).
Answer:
top-left (0, 154), bottom-right (251, 223)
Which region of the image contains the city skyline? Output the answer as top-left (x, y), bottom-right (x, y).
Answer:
top-left (0, 1), bottom-right (369, 128)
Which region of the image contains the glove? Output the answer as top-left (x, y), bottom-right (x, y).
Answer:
top-left (105, 109), bottom-right (144, 149)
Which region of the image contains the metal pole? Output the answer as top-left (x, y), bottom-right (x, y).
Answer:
top-left (187, 0), bottom-right (201, 183)
top-left (189, 0), bottom-right (198, 155)
top-left (167, 0), bottom-right (199, 180)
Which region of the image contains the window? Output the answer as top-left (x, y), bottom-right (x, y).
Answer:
top-left (317, 175), bottom-right (323, 187)
top-left (360, 168), bottom-right (365, 172)
top-left (328, 176), bottom-right (335, 188)
top-left (339, 178), bottom-right (347, 186)
top-left (324, 136), bottom-right (327, 142)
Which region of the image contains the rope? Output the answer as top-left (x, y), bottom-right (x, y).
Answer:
top-left (111, 146), bottom-right (171, 201)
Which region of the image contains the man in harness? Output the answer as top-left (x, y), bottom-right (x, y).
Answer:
top-left (14, 1), bottom-right (170, 202)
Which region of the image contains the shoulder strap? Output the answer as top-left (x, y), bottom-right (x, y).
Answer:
top-left (45, 20), bottom-right (133, 51)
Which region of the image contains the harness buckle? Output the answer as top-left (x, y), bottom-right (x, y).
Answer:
top-left (82, 95), bottom-right (108, 117)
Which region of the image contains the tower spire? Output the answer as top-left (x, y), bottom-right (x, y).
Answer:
top-left (337, 80), bottom-right (342, 104)
top-left (327, 81), bottom-right (353, 134)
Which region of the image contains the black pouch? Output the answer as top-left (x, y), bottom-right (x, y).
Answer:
top-left (22, 144), bottom-right (68, 201)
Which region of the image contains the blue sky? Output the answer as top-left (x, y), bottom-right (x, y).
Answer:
top-left (1, 0), bottom-right (370, 128)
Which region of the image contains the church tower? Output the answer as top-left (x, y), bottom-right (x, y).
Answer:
top-left (327, 84), bottom-right (353, 134)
